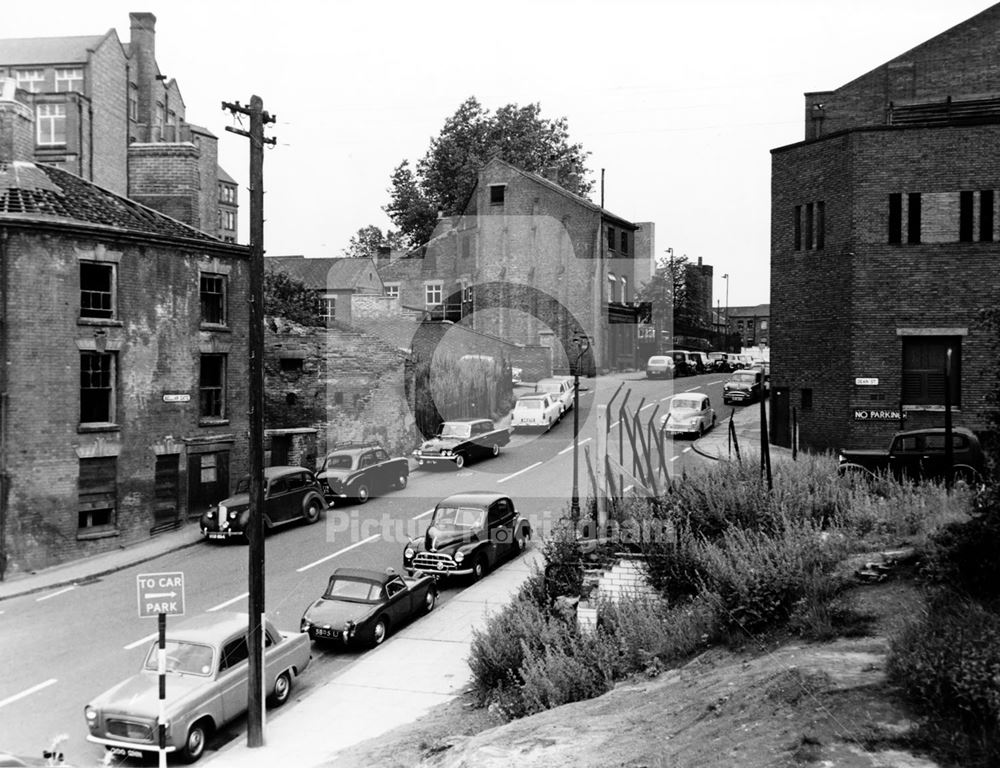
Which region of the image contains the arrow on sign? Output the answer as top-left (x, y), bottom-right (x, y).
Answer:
top-left (145, 591), bottom-right (177, 599)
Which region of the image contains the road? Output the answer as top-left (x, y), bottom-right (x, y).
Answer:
top-left (0, 370), bottom-right (742, 765)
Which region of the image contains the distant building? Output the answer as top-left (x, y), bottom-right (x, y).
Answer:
top-left (725, 304), bottom-right (770, 349)
top-left (265, 256), bottom-right (384, 324)
top-left (0, 12), bottom-right (237, 240)
top-left (770, 3), bottom-right (1000, 451)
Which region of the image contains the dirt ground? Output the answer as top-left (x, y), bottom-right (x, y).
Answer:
top-left (327, 575), bottom-right (943, 768)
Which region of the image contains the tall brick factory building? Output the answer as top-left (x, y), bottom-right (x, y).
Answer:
top-left (769, 4), bottom-right (1000, 451)
top-left (0, 11), bottom-right (238, 241)
top-left (0, 95), bottom-right (248, 576)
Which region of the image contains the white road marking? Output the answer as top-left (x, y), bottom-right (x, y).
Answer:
top-left (623, 485), bottom-right (634, 493)
top-left (709, 380), bottom-right (723, 385)
top-left (208, 592), bottom-right (249, 612)
top-left (296, 533), bottom-right (381, 573)
top-left (640, 403), bottom-right (657, 411)
top-left (670, 455), bottom-right (680, 462)
top-left (0, 678), bottom-right (57, 709)
top-left (659, 396), bottom-right (673, 401)
top-left (36, 586), bottom-right (75, 602)
top-left (610, 420), bottom-right (621, 429)
top-left (683, 447), bottom-right (692, 454)
top-left (411, 508), bottom-right (435, 520)
top-left (124, 632), bottom-right (158, 651)
top-left (558, 437), bottom-right (591, 455)
top-left (497, 461), bottom-right (543, 484)
top-left (684, 386), bottom-right (702, 392)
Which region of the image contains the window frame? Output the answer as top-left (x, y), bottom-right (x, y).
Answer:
top-left (36, 103), bottom-right (67, 146)
top-left (200, 272), bottom-right (228, 327)
top-left (80, 351), bottom-right (117, 426)
top-left (488, 185), bottom-right (506, 205)
top-left (15, 68), bottom-right (45, 93)
top-left (384, 283), bottom-right (400, 299)
top-left (901, 336), bottom-right (961, 408)
top-left (54, 67), bottom-right (83, 93)
top-left (80, 261), bottom-right (116, 320)
top-left (424, 282), bottom-right (443, 307)
top-left (78, 456), bottom-right (118, 534)
top-left (199, 354), bottom-right (227, 422)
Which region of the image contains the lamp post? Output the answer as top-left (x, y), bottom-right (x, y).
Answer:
top-left (722, 273), bottom-right (729, 349)
top-left (570, 333), bottom-right (591, 519)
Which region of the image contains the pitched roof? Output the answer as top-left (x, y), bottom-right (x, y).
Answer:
top-left (217, 166), bottom-right (237, 184)
top-left (265, 256), bottom-right (379, 290)
top-left (0, 34), bottom-right (109, 66)
top-left (0, 161), bottom-right (220, 243)
top-left (726, 304), bottom-right (771, 317)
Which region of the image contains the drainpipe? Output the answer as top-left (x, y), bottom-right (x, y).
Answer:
top-left (0, 228), bottom-right (9, 579)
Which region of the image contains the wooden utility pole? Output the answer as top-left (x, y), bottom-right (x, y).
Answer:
top-left (221, 95), bottom-right (276, 749)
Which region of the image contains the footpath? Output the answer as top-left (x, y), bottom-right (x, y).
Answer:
top-left (693, 398), bottom-right (791, 464)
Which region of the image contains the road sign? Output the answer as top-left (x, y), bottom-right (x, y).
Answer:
top-left (855, 377), bottom-right (879, 386)
top-left (137, 572), bottom-right (185, 618)
top-left (853, 408), bottom-right (901, 421)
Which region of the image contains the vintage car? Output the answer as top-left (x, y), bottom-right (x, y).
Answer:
top-left (84, 612), bottom-right (310, 763)
top-left (722, 368), bottom-right (765, 405)
top-left (316, 443), bottom-right (410, 504)
top-left (706, 352), bottom-right (732, 372)
top-left (511, 393), bottom-right (562, 431)
top-left (837, 426), bottom-right (984, 483)
top-left (403, 491), bottom-right (531, 580)
top-left (645, 355), bottom-right (675, 380)
top-left (534, 376), bottom-right (575, 413)
top-left (663, 349), bottom-right (703, 376)
top-left (511, 366), bottom-right (523, 385)
top-left (660, 392), bottom-right (716, 437)
top-left (300, 567), bottom-right (437, 648)
top-left (412, 418), bottom-right (511, 469)
top-left (199, 466), bottom-right (325, 542)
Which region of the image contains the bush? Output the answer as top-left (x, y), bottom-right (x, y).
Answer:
top-left (923, 486), bottom-right (1000, 604)
top-left (519, 628), bottom-right (618, 716)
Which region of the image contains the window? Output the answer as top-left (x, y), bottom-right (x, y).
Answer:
top-left (384, 283), bottom-right (399, 299)
top-left (489, 185), bottom-right (505, 205)
top-left (224, 211), bottom-right (235, 231)
top-left (960, 189), bottom-right (997, 242)
top-left (155, 102), bottom-right (165, 133)
top-left (128, 84), bottom-right (138, 121)
top-left (805, 202), bottom-right (814, 249)
top-left (55, 68), bottom-right (83, 92)
top-left (620, 275), bottom-right (628, 304)
top-left (793, 205), bottom-right (802, 250)
top-left (220, 637), bottom-right (249, 671)
top-left (320, 297), bottom-right (336, 320)
top-left (760, 320), bottom-right (768, 330)
top-left (80, 262), bottom-right (115, 319)
top-left (907, 193), bottom-right (922, 244)
top-left (901, 336), bottom-right (960, 407)
top-left (888, 193), bottom-right (902, 244)
top-left (80, 351), bottom-right (115, 424)
top-left (801, 388), bottom-right (813, 410)
top-left (794, 202), bottom-right (824, 250)
top-left (607, 226), bottom-right (616, 251)
top-left (425, 282), bottom-right (442, 307)
top-left (280, 357), bottom-right (303, 372)
top-left (36, 104), bottom-right (66, 145)
top-left (959, 191), bottom-right (974, 242)
top-left (199, 354), bottom-right (226, 420)
top-left (620, 230), bottom-right (629, 255)
top-left (15, 69), bottom-right (44, 93)
top-left (815, 201), bottom-right (825, 249)
top-left (200, 273), bottom-right (227, 325)
top-left (981, 190), bottom-right (995, 242)
top-left (78, 457), bottom-right (117, 531)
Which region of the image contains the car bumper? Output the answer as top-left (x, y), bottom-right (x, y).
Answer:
top-left (723, 392), bottom-right (751, 402)
top-left (406, 565), bottom-right (474, 578)
top-left (201, 527), bottom-right (244, 540)
top-left (664, 426), bottom-right (699, 436)
top-left (413, 453), bottom-right (460, 465)
top-left (87, 735), bottom-right (175, 755)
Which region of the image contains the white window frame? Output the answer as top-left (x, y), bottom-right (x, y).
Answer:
top-left (384, 283), bottom-right (400, 299)
top-left (425, 282), bottom-right (443, 307)
top-left (224, 211), bottom-right (235, 231)
top-left (16, 69), bottom-right (44, 93)
top-left (320, 296), bottom-right (336, 320)
top-left (620, 275), bottom-right (628, 304)
top-left (36, 103), bottom-right (67, 146)
top-left (55, 68), bottom-right (83, 93)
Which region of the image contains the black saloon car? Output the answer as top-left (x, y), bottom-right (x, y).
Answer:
top-left (316, 443), bottom-right (410, 504)
top-left (403, 491), bottom-right (530, 580)
top-left (200, 466), bottom-right (326, 541)
top-left (838, 426), bottom-right (984, 483)
top-left (412, 419), bottom-right (511, 469)
top-left (300, 567), bottom-right (437, 647)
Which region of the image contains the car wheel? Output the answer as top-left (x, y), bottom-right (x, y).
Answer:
top-left (423, 588), bottom-right (437, 614)
top-left (454, 453), bottom-right (465, 469)
top-left (370, 616), bottom-right (389, 647)
top-left (179, 721), bottom-right (208, 764)
top-left (698, 423), bottom-right (705, 438)
top-left (303, 498), bottom-right (322, 524)
top-left (711, 415), bottom-right (717, 429)
top-left (492, 443), bottom-right (500, 457)
top-left (269, 671), bottom-right (292, 707)
top-left (471, 555), bottom-right (488, 581)
top-left (545, 418), bottom-right (552, 432)
top-left (517, 527), bottom-right (530, 553)
top-left (395, 473), bottom-right (408, 490)
top-left (355, 484), bottom-right (370, 504)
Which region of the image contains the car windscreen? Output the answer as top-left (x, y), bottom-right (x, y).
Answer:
top-left (322, 454), bottom-right (354, 470)
top-left (731, 372), bottom-right (758, 383)
top-left (516, 400), bottom-right (543, 410)
top-left (439, 423), bottom-right (472, 439)
top-left (647, 357), bottom-right (668, 365)
top-left (323, 577), bottom-right (381, 602)
top-left (235, 476), bottom-right (251, 493)
top-left (670, 398), bottom-right (701, 410)
top-left (536, 381), bottom-right (562, 393)
top-left (432, 505), bottom-right (486, 528)
top-left (143, 640), bottom-right (214, 676)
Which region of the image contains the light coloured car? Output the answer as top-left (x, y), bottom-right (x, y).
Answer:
top-left (534, 376), bottom-right (575, 413)
top-left (511, 393), bottom-right (562, 431)
top-left (645, 355), bottom-right (675, 379)
top-left (660, 392), bottom-right (716, 438)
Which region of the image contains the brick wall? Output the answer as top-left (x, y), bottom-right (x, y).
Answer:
top-left (191, 125), bottom-right (218, 240)
top-left (1, 229), bottom-right (249, 576)
top-left (88, 31), bottom-right (129, 194)
top-left (0, 97), bottom-right (33, 163)
top-left (128, 142), bottom-right (202, 228)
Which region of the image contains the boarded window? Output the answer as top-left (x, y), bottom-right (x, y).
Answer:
top-left (79, 457), bottom-right (117, 529)
top-left (901, 336), bottom-right (960, 407)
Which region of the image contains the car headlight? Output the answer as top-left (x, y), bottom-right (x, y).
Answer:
top-left (85, 705), bottom-right (97, 722)
top-left (205, 510), bottom-right (214, 519)
top-left (454, 551), bottom-right (465, 564)
top-left (404, 547), bottom-right (415, 560)
top-left (229, 510), bottom-right (238, 520)
top-left (442, 449), bottom-right (452, 456)
top-left (300, 618), bottom-right (311, 632)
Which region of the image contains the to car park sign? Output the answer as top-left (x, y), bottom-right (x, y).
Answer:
top-left (137, 572), bottom-right (186, 618)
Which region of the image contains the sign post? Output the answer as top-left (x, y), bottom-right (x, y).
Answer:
top-left (137, 572), bottom-right (185, 768)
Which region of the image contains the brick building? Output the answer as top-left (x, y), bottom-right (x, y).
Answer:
top-left (379, 158), bottom-right (655, 373)
top-left (0, 146), bottom-right (248, 574)
top-left (265, 255), bottom-right (383, 324)
top-left (770, 3), bottom-right (1000, 451)
top-left (725, 304), bottom-right (770, 349)
top-left (0, 12), bottom-right (238, 240)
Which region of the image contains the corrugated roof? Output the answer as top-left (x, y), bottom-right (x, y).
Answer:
top-left (0, 161), bottom-right (219, 243)
top-left (266, 256), bottom-right (379, 290)
top-left (0, 34), bottom-right (108, 66)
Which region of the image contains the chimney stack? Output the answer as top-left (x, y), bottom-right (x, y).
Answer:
top-left (129, 12), bottom-right (158, 127)
top-left (0, 79), bottom-right (34, 164)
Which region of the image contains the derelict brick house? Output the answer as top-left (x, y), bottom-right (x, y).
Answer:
top-left (770, 3), bottom-right (1000, 451)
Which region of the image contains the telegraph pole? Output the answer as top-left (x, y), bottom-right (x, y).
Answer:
top-left (221, 95), bottom-right (276, 749)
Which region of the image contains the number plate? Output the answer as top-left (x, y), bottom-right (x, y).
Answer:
top-left (208, 532), bottom-right (228, 540)
top-left (109, 747), bottom-right (146, 758)
top-left (314, 627), bottom-right (338, 639)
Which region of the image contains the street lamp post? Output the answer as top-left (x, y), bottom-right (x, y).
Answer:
top-left (570, 334), bottom-right (591, 519)
top-left (722, 273), bottom-right (730, 349)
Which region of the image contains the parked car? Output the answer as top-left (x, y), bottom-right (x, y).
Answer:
top-left (645, 355), bottom-right (675, 379)
top-left (511, 393), bottom-right (562, 431)
top-left (412, 418), bottom-right (511, 469)
top-left (837, 427), bottom-right (984, 483)
top-left (84, 612), bottom-right (310, 763)
top-left (722, 368), bottom-right (766, 405)
top-left (706, 352), bottom-right (732, 372)
top-left (316, 443), bottom-right (409, 505)
top-left (663, 350), bottom-right (702, 376)
top-left (660, 392), bottom-right (716, 437)
top-left (300, 567), bottom-right (437, 648)
top-left (534, 376), bottom-right (575, 413)
top-left (200, 466), bottom-right (326, 542)
top-left (403, 491), bottom-right (531, 580)
top-left (726, 352), bottom-right (747, 369)
top-left (511, 366), bottom-right (523, 385)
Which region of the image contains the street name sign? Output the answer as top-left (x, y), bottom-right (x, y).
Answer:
top-left (855, 377), bottom-right (879, 386)
top-left (137, 571), bottom-right (186, 618)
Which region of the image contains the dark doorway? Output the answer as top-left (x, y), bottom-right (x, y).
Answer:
top-left (151, 454), bottom-right (181, 533)
top-left (770, 386), bottom-right (791, 448)
top-left (187, 451), bottom-right (230, 519)
top-left (270, 435), bottom-right (291, 466)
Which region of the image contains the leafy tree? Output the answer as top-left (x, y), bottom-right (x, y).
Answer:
top-left (385, 97), bottom-right (593, 246)
top-left (341, 225), bottom-right (405, 259)
top-left (637, 253), bottom-right (699, 344)
top-left (264, 266), bottom-right (322, 326)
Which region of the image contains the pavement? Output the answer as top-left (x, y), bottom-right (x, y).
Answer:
top-left (693, 397), bottom-right (792, 463)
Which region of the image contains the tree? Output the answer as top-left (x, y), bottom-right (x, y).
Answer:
top-left (385, 97), bottom-right (593, 246)
top-left (341, 225), bottom-right (405, 259)
top-left (264, 266), bottom-right (322, 326)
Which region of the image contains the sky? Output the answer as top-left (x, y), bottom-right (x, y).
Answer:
top-left (4, 0), bottom-right (998, 307)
